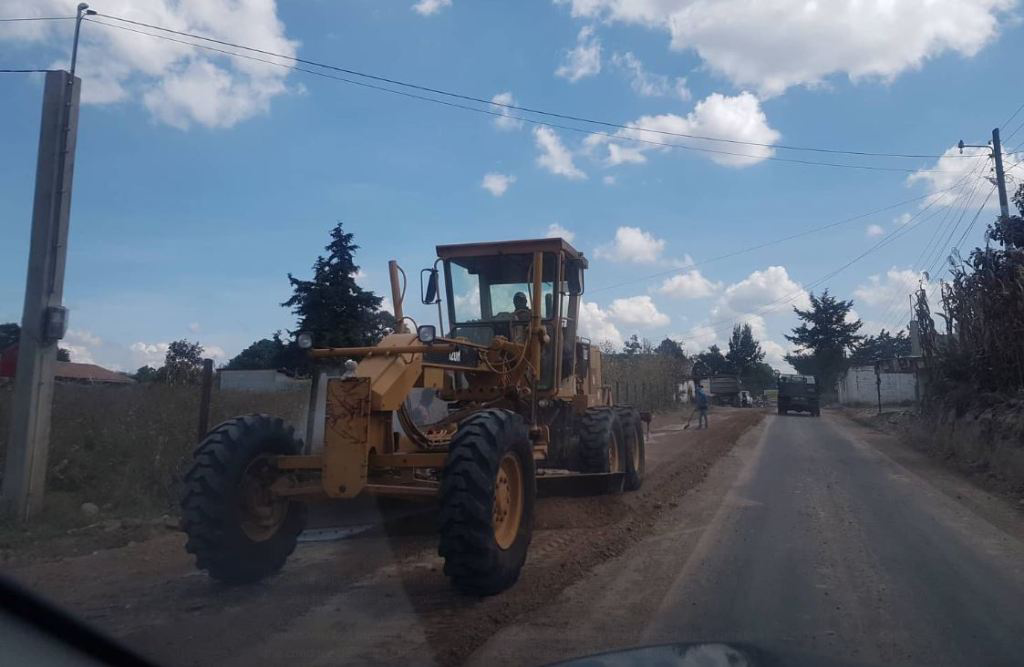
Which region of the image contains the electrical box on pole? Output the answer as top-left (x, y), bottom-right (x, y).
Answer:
top-left (1, 70), bottom-right (82, 520)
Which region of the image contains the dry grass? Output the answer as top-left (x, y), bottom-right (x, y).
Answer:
top-left (0, 382), bottom-right (308, 529)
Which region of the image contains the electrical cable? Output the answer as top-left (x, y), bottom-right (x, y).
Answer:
top-left (589, 178), bottom-right (980, 295)
top-left (88, 11), bottom-right (969, 163)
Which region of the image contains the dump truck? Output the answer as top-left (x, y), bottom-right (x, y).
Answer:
top-left (708, 375), bottom-right (742, 406)
top-left (179, 238), bottom-right (644, 595)
top-left (777, 374), bottom-right (820, 416)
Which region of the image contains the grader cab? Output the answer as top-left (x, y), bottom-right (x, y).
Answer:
top-left (180, 237), bottom-right (645, 594)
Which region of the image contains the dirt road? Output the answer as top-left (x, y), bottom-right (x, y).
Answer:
top-left (470, 412), bottom-right (1024, 667)
top-left (3, 408), bottom-right (762, 666)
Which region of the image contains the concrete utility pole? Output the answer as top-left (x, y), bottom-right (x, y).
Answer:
top-left (959, 127), bottom-right (1010, 220)
top-left (991, 127), bottom-right (1010, 220)
top-left (1, 70), bottom-right (82, 520)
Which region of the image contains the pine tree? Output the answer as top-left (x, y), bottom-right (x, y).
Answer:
top-left (726, 323), bottom-right (765, 378)
top-left (785, 290), bottom-right (863, 392)
top-left (282, 222), bottom-right (395, 349)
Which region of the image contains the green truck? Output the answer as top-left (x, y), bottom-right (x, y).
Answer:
top-left (777, 374), bottom-right (820, 416)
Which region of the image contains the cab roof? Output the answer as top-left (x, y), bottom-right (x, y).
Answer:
top-left (436, 237), bottom-right (587, 267)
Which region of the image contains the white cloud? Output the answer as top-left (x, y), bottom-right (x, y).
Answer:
top-left (608, 295), bottom-right (670, 327)
top-left (481, 172), bottom-right (516, 197)
top-left (1, 1), bottom-right (299, 129)
top-left (657, 269), bottom-right (720, 299)
top-left (578, 301), bottom-right (623, 349)
top-left (853, 268), bottom-right (927, 308)
top-left (204, 345), bottom-right (226, 359)
top-left (611, 51), bottom-right (690, 100)
top-left (595, 226), bottom-right (665, 263)
top-left (545, 223), bottom-right (576, 242)
top-left (894, 212), bottom-right (913, 226)
top-left (683, 324), bottom-right (720, 350)
top-left (866, 224), bottom-right (885, 237)
top-left (555, 25), bottom-right (602, 82)
top-left (908, 144), bottom-right (1020, 209)
top-left (557, 0), bottom-right (1014, 97)
top-left (585, 92), bottom-right (780, 168)
top-left (719, 265), bottom-right (810, 318)
top-left (412, 0), bottom-right (452, 16)
top-left (66, 329), bottom-right (102, 347)
top-left (490, 91), bottom-right (523, 131)
top-left (188, 322), bottom-right (201, 333)
top-left (602, 175), bottom-right (617, 186)
top-left (534, 126), bottom-right (586, 180)
top-left (130, 341), bottom-right (171, 368)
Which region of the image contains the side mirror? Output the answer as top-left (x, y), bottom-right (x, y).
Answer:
top-left (421, 268), bottom-right (440, 305)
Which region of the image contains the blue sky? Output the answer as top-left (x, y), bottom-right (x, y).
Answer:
top-left (2, 0), bottom-right (1022, 371)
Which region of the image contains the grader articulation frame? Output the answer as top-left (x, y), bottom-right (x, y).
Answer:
top-left (181, 237), bottom-right (645, 594)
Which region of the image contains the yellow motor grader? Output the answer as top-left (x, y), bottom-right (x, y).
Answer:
top-left (180, 237), bottom-right (645, 595)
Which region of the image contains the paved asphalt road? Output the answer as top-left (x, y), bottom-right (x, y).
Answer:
top-left (641, 413), bottom-right (1024, 667)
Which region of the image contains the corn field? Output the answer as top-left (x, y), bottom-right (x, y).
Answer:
top-left (916, 216), bottom-right (1024, 395)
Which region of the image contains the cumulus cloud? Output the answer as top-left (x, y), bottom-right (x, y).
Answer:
top-left (1, 0), bottom-right (299, 129)
top-left (908, 144), bottom-right (1019, 209)
top-left (412, 0), bottom-right (452, 15)
top-left (557, 0), bottom-right (1014, 97)
top-left (657, 269), bottom-right (720, 299)
top-left (490, 91), bottom-right (523, 131)
top-left (866, 224), bottom-right (885, 237)
top-left (853, 268), bottom-right (928, 308)
top-left (602, 175), bottom-right (617, 186)
top-left (894, 212), bottom-right (913, 226)
top-left (578, 300), bottom-right (623, 348)
top-left (608, 295), bottom-right (670, 327)
top-left (545, 223), bottom-right (576, 242)
top-left (716, 265), bottom-right (810, 320)
top-left (481, 172), bottom-right (516, 197)
top-left (130, 341), bottom-right (171, 368)
top-left (595, 226), bottom-right (666, 263)
top-left (611, 51), bottom-right (690, 100)
top-left (556, 25), bottom-right (602, 82)
top-left (585, 92), bottom-right (780, 168)
top-left (534, 126), bottom-right (586, 180)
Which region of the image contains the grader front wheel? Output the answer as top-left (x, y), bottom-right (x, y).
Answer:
top-left (181, 414), bottom-right (307, 584)
top-left (438, 409), bottom-right (536, 596)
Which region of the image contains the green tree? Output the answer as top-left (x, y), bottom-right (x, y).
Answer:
top-left (849, 328), bottom-right (912, 365)
top-left (226, 332), bottom-right (289, 370)
top-left (692, 344), bottom-right (733, 379)
top-left (655, 337), bottom-right (686, 361)
top-left (622, 334), bottom-right (642, 355)
top-left (283, 222), bottom-right (395, 351)
top-left (0, 322), bottom-right (20, 350)
top-left (56, 348), bottom-right (70, 362)
top-left (744, 361), bottom-right (779, 394)
top-left (133, 365), bottom-right (160, 382)
top-left (726, 323), bottom-right (765, 378)
top-left (162, 339), bottom-right (205, 385)
top-left (784, 290), bottom-right (863, 393)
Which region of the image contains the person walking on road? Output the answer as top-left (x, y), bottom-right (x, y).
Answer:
top-left (695, 383), bottom-right (710, 430)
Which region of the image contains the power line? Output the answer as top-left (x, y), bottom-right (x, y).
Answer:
top-left (589, 178), bottom-right (979, 295)
top-left (1003, 100), bottom-right (1024, 132)
top-left (89, 11), bottom-right (968, 163)
top-left (0, 16), bottom-right (74, 22)
top-left (81, 17), bottom-right (963, 176)
top-left (673, 186), bottom-right (958, 346)
top-left (0, 69), bottom-right (51, 73)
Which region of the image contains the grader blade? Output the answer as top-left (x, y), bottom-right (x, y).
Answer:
top-left (536, 471), bottom-right (626, 497)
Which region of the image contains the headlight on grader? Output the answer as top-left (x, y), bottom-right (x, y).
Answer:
top-left (297, 331), bottom-right (313, 349)
top-left (417, 324), bottom-right (436, 344)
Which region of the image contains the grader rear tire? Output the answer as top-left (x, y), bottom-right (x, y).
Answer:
top-left (180, 414), bottom-right (306, 584)
top-left (438, 409), bottom-right (535, 596)
top-left (614, 407), bottom-right (645, 491)
top-left (579, 407), bottom-right (624, 475)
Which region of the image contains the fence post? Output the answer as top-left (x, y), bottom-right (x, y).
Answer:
top-left (197, 358), bottom-right (214, 441)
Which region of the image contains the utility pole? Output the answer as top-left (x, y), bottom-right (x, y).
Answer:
top-left (959, 127), bottom-right (1010, 220)
top-left (1, 5), bottom-right (91, 520)
top-left (992, 127), bottom-right (1010, 220)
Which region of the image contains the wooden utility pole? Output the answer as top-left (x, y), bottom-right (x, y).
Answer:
top-left (2, 70), bottom-right (82, 520)
top-left (196, 359), bottom-right (215, 441)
